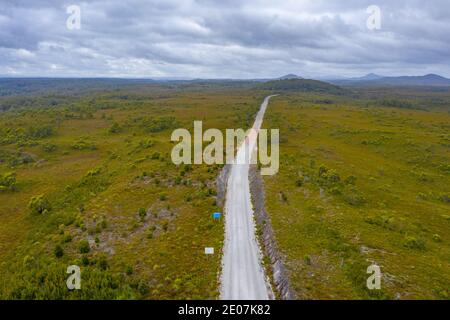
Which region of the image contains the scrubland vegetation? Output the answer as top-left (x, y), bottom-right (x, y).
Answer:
top-left (261, 88), bottom-right (450, 299)
top-left (1, 79), bottom-right (448, 300)
top-left (0, 84), bottom-right (263, 299)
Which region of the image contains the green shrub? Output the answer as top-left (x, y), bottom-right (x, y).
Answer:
top-left (318, 165), bottom-right (328, 176)
top-left (97, 256), bottom-right (109, 270)
top-left (343, 187), bottom-right (365, 206)
top-left (280, 191), bottom-right (288, 202)
top-left (0, 172), bottom-right (17, 192)
top-left (137, 280), bottom-right (149, 295)
top-left (432, 234), bottom-right (442, 242)
top-left (81, 256), bottom-right (90, 266)
top-left (418, 173), bottom-right (433, 182)
top-left (319, 166), bottom-right (340, 184)
top-left (71, 140), bottom-right (97, 151)
top-left (28, 194), bottom-right (51, 215)
top-left (126, 266), bottom-right (133, 275)
top-left (109, 122), bottom-right (121, 133)
top-left (144, 116), bottom-right (178, 133)
top-left (27, 125), bottom-right (54, 139)
top-left (138, 208), bottom-right (147, 220)
top-left (63, 233), bottom-right (72, 243)
top-left (7, 152), bottom-right (35, 166)
top-left (344, 175), bottom-right (357, 185)
top-left (100, 218), bottom-right (108, 229)
top-left (42, 143), bottom-right (57, 152)
top-left (304, 255), bottom-right (312, 265)
top-left (138, 139), bottom-right (154, 149)
top-left (403, 236), bottom-right (426, 251)
top-left (439, 194), bottom-right (450, 203)
top-left (440, 164), bottom-right (450, 174)
top-left (317, 166), bottom-right (343, 196)
top-left (151, 152), bottom-right (160, 160)
top-left (79, 240), bottom-right (90, 253)
top-left (54, 245), bottom-right (64, 258)
top-left (295, 177), bottom-right (304, 187)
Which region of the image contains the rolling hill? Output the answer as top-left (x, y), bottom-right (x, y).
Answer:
top-left (333, 74), bottom-right (450, 87)
top-left (258, 78), bottom-right (348, 95)
top-left (278, 74), bottom-right (303, 80)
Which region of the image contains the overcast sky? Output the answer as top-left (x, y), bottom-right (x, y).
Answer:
top-left (1, 0), bottom-right (449, 79)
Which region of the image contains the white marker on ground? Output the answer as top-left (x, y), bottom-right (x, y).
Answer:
top-left (205, 247), bottom-right (214, 254)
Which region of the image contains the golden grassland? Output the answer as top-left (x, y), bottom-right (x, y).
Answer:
top-left (262, 91), bottom-right (450, 299)
top-left (0, 87), bottom-right (263, 299)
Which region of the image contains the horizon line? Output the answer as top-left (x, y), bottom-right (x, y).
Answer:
top-left (0, 73), bottom-right (449, 81)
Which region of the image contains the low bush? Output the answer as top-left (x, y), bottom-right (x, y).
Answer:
top-left (109, 122), bottom-right (121, 133)
top-left (79, 240), bottom-right (90, 254)
top-left (54, 245), bottom-right (64, 258)
top-left (0, 172), bottom-right (17, 191)
top-left (159, 193), bottom-right (167, 201)
top-left (342, 186), bottom-right (365, 206)
top-left (28, 194), bottom-right (51, 215)
top-left (42, 143), bottom-right (57, 152)
top-left (71, 140), bottom-right (97, 151)
top-left (138, 208), bottom-right (147, 221)
top-left (403, 236), bottom-right (426, 251)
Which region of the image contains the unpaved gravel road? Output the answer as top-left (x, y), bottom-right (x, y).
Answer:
top-left (220, 95), bottom-right (277, 300)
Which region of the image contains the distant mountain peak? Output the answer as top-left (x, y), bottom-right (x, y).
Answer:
top-left (278, 74), bottom-right (303, 80)
top-left (358, 73), bottom-right (383, 80)
top-left (422, 73), bottom-right (445, 79)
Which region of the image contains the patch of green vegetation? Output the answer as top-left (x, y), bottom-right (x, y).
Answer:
top-left (258, 79), bottom-right (349, 95)
top-left (71, 139), bottom-right (97, 151)
top-left (262, 88), bottom-right (450, 299)
top-left (28, 194), bottom-right (52, 215)
top-left (79, 240), bottom-right (90, 254)
top-left (0, 85), bottom-right (265, 299)
top-left (0, 172), bottom-right (16, 192)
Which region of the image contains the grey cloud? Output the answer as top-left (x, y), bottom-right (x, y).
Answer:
top-left (0, 0), bottom-right (449, 78)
